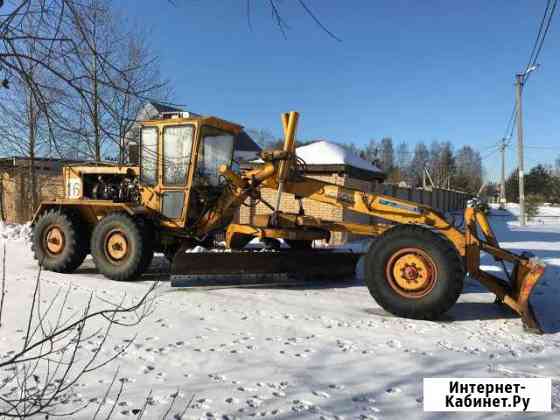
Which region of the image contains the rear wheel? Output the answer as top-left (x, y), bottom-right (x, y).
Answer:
top-left (364, 225), bottom-right (464, 320)
top-left (32, 209), bottom-right (88, 273)
top-left (90, 213), bottom-right (151, 281)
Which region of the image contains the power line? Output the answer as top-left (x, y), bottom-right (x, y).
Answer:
top-left (481, 142), bottom-right (502, 151)
top-left (482, 147), bottom-right (500, 160)
top-left (525, 0), bottom-right (552, 74)
top-left (503, 104), bottom-right (517, 140)
top-left (525, 0), bottom-right (558, 83)
top-left (513, 0), bottom-right (557, 225)
top-left (501, 0), bottom-right (557, 136)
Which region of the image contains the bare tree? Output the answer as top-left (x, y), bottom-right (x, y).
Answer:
top-left (108, 33), bottom-right (169, 163)
top-left (49, 0), bottom-right (168, 162)
top-left (0, 9), bottom-right (56, 212)
top-left (246, 128), bottom-right (277, 149)
top-left (453, 145), bottom-right (483, 194)
top-left (1, 0), bottom-right (168, 163)
top-left (0, 257), bottom-right (157, 418)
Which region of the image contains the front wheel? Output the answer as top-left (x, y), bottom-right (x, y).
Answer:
top-left (90, 213), bottom-right (152, 281)
top-left (364, 225), bottom-right (464, 320)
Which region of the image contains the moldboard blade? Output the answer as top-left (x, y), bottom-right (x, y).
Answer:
top-left (170, 249), bottom-right (362, 287)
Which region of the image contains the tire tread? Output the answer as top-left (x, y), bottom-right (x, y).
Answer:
top-left (32, 209), bottom-right (88, 273)
top-left (365, 224), bottom-right (464, 320)
top-left (90, 213), bottom-right (152, 281)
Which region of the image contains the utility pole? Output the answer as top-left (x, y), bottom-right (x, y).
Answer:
top-left (514, 65), bottom-right (538, 226)
top-left (499, 138), bottom-right (507, 209)
top-left (515, 73), bottom-right (526, 226)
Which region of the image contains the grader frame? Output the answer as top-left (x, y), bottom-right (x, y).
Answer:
top-left (210, 112), bottom-right (545, 331)
top-left (31, 111), bottom-right (547, 332)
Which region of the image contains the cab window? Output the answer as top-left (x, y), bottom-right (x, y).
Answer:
top-left (196, 126), bottom-right (234, 186)
top-left (163, 125), bottom-right (194, 186)
top-left (140, 127), bottom-right (157, 186)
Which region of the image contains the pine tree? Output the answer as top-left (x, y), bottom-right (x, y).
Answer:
top-left (505, 169), bottom-right (519, 202)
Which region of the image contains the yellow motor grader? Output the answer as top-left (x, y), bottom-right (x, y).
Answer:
top-left (31, 111), bottom-right (546, 331)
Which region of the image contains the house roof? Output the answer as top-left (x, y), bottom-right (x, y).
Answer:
top-left (149, 101), bottom-right (185, 114)
top-left (0, 156), bottom-right (86, 171)
top-left (0, 156), bottom-right (84, 164)
top-left (296, 141), bottom-right (384, 174)
top-left (243, 140), bottom-right (385, 182)
top-left (235, 131), bottom-right (261, 152)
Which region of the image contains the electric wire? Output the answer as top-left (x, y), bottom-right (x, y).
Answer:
top-left (499, 0), bottom-right (557, 153)
top-left (525, 0), bottom-right (558, 83)
top-left (482, 147), bottom-right (500, 161)
top-left (525, 0), bottom-right (553, 76)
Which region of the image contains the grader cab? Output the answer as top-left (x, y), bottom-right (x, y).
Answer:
top-left (32, 111), bottom-right (547, 332)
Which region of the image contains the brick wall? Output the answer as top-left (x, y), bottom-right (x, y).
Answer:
top-left (237, 172), bottom-right (472, 245)
top-left (238, 172), bottom-right (376, 244)
top-left (0, 171), bottom-right (17, 223)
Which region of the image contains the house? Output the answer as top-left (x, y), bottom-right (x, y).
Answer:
top-left (238, 140), bottom-right (386, 244)
top-left (0, 157), bottom-right (79, 223)
top-left (233, 130), bottom-right (262, 162)
top-left (124, 101), bottom-right (261, 164)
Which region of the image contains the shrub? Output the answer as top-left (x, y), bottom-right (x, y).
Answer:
top-left (525, 194), bottom-right (543, 222)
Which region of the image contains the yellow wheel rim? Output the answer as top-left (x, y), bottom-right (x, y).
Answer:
top-left (386, 248), bottom-right (437, 299)
top-left (45, 226), bottom-right (65, 255)
top-left (105, 230), bottom-right (129, 262)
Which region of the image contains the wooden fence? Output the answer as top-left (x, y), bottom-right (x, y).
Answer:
top-left (376, 184), bottom-right (472, 213)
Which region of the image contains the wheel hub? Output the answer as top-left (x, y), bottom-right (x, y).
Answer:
top-left (45, 226), bottom-right (65, 255)
top-left (105, 230), bottom-right (128, 261)
top-left (386, 248), bottom-right (437, 298)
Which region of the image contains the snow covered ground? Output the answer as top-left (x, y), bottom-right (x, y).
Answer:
top-left (1, 206), bottom-right (559, 419)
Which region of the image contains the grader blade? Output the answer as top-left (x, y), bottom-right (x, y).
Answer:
top-left (475, 252), bottom-right (546, 333)
top-left (170, 246), bottom-right (362, 287)
top-left (510, 255), bottom-right (547, 333)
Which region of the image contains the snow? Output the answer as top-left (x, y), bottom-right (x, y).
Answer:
top-left (295, 141), bottom-right (383, 173)
top-left (1, 207), bottom-right (560, 418)
top-left (250, 140), bottom-right (383, 174)
top-left (501, 202), bottom-right (560, 227)
top-left (0, 221), bottom-right (31, 242)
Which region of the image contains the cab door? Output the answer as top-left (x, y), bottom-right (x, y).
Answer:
top-left (159, 124), bottom-right (195, 227)
top-left (139, 125), bottom-right (160, 212)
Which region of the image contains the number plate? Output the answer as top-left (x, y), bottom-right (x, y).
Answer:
top-left (67, 179), bottom-right (82, 199)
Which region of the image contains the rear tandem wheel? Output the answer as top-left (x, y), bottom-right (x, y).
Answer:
top-left (90, 213), bottom-right (153, 281)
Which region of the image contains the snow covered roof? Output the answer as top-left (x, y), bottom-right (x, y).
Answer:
top-left (296, 141), bottom-right (383, 173)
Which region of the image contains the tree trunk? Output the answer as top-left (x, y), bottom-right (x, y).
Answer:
top-left (93, 54), bottom-right (101, 162)
top-left (28, 91), bottom-right (38, 219)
